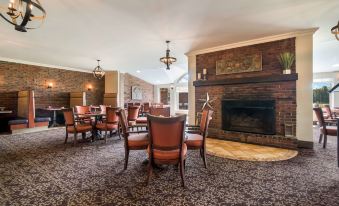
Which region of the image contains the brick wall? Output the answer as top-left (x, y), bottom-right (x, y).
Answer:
top-left (0, 61), bottom-right (104, 114)
top-left (121, 73), bottom-right (154, 103)
top-left (195, 38), bottom-right (298, 148)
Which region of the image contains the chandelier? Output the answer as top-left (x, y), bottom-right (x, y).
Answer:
top-left (160, 40), bottom-right (176, 70)
top-left (331, 21), bottom-right (339, 41)
top-left (92, 60), bottom-right (105, 80)
top-left (0, 0), bottom-right (46, 32)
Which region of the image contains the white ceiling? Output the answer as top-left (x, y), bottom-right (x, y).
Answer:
top-left (0, 0), bottom-right (338, 84)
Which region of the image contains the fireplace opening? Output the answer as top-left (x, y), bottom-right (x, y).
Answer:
top-left (222, 100), bottom-right (275, 135)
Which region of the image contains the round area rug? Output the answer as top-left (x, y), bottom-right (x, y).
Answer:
top-left (206, 138), bottom-right (298, 161)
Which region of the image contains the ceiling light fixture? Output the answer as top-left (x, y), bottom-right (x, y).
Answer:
top-left (92, 60), bottom-right (105, 80)
top-left (160, 40), bottom-right (176, 70)
top-left (331, 21), bottom-right (339, 41)
top-left (0, 0), bottom-right (46, 32)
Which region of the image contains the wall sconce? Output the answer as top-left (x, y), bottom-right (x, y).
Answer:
top-left (47, 82), bottom-right (53, 89)
top-left (87, 84), bottom-right (93, 91)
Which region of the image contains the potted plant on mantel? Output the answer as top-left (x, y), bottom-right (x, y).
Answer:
top-left (278, 52), bottom-right (295, 74)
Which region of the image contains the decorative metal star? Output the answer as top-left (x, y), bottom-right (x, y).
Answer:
top-left (198, 93), bottom-right (216, 110)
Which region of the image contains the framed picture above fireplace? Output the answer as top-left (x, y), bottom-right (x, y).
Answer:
top-left (216, 53), bottom-right (262, 75)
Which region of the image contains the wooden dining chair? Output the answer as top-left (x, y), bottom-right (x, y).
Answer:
top-left (149, 106), bottom-right (170, 117)
top-left (117, 109), bottom-right (149, 170)
top-left (324, 105), bottom-right (337, 120)
top-left (75, 105), bottom-right (92, 124)
top-left (62, 109), bottom-right (92, 146)
top-left (313, 107), bottom-right (337, 148)
top-left (143, 102), bottom-right (150, 114)
top-left (96, 107), bottom-right (120, 143)
top-left (127, 105), bottom-right (140, 127)
top-left (146, 114), bottom-right (187, 187)
top-left (185, 108), bottom-right (213, 168)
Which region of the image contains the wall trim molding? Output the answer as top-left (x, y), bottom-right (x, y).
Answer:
top-left (0, 56), bottom-right (91, 73)
top-left (185, 28), bottom-right (318, 57)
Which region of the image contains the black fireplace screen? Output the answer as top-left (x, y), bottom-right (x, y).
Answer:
top-left (222, 100), bottom-right (275, 135)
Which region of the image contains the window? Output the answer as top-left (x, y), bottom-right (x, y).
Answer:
top-left (313, 82), bottom-right (331, 105)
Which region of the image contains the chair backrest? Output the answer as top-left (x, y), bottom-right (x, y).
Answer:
top-left (150, 107), bottom-right (170, 117)
top-left (200, 108), bottom-right (213, 137)
top-left (117, 109), bottom-right (128, 137)
top-left (63, 109), bottom-right (75, 126)
top-left (127, 102), bottom-right (134, 107)
top-left (143, 102), bottom-right (150, 112)
top-left (148, 115), bottom-right (186, 159)
top-left (127, 106), bottom-right (140, 121)
top-left (75, 106), bottom-right (91, 114)
top-left (313, 107), bottom-right (325, 127)
top-left (324, 105), bottom-right (333, 119)
top-left (106, 107), bottom-right (120, 124)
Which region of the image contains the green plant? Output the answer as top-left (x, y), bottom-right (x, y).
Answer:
top-left (278, 52), bottom-right (295, 70)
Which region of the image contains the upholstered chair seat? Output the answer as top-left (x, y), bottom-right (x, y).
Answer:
top-left (148, 143), bottom-right (187, 160)
top-left (136, 117), bottom-right (147, 124)
top-left (185, 133), bottom-right (203, 148)
top-left (66, 124), bottom-right (92, 133)
top-left (320, 126), bottom-right (337, 136)
top-left (96, 123), bottom-right (118, 130)
top-left (127, 133), bottom-right (149, 147)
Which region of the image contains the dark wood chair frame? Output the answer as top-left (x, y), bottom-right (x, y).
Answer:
top-left (98, 107), bottom-right (121, 143)
top-left (186, 108), bottom-right (213, 168)
top-left (62, 108), bottom-right (91, 146)
top-left (146, 114), bottom-right (187, 187)
top-left (117, 109), bottom-right (148, 170)
top-left (313, 107), bottom-right (337, 148)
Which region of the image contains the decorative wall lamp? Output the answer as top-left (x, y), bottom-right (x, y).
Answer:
top-left (47, 82), bottom-right (53, 89)
top-left (331, 21), bottom-right (339, 41)
top-left (87, 84), bottom-right (93, 91)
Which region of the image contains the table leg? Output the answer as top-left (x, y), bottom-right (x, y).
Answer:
top-left (51, 110), bottom-right (59, 127)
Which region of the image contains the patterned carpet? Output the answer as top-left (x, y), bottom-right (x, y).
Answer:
top-left (0, 128), bottom-right (339, 206)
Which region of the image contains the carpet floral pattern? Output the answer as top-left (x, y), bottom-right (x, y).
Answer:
top-left (0, 128), bottom-right (339, 205)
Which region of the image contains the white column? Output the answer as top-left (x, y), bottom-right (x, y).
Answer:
top-left (187, 54), bottom-right (196, 124)
top-left (296, 33), bottom-right (314, 142)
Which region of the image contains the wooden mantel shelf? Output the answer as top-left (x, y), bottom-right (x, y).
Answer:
top-left (193, 73), bottom-right (298, 87)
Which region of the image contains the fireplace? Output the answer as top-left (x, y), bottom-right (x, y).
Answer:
top-left (222, 100), bottom-right (275, 135)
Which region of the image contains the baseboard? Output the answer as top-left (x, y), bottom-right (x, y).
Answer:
top-left (11, 126), bottom-right (49, 135)
top-left (297, 140), bottom-right (314, 149)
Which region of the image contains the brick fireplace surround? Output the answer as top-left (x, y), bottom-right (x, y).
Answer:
top-left (194, 38), bottom-right (299, 149)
